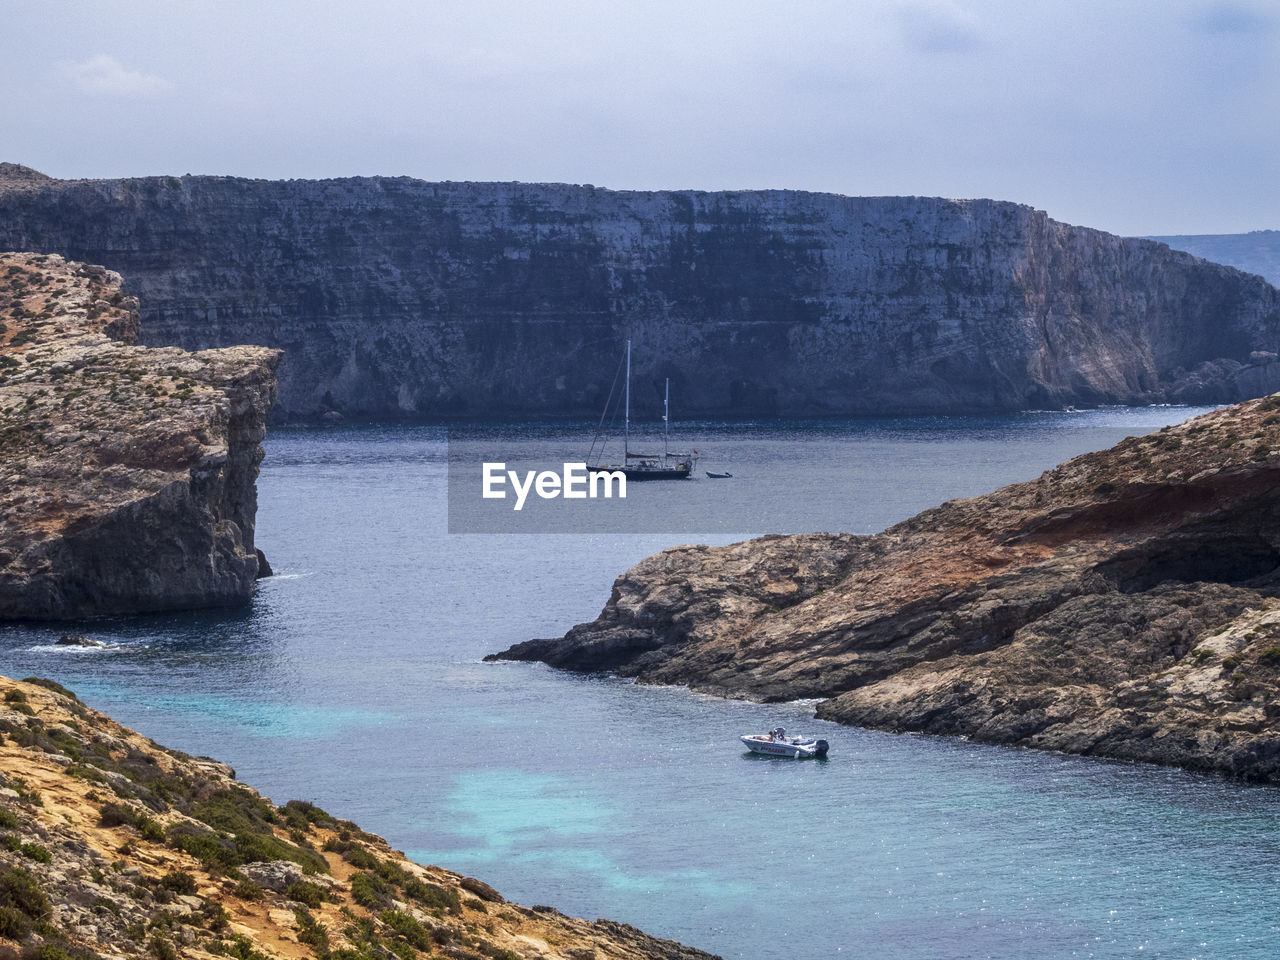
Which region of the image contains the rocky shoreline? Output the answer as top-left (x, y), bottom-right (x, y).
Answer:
top-left (0, 252), bottom-right (279, 619)
top-left (0, 674), bottom-right (718, 960)
top-left (493, 395), bottom-right (1280, 782)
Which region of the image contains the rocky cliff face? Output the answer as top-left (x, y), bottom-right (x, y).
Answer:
top-left (493, 396), bottom-right (1280, 782)
top-left (0, 251), bottom-right (280, 618)
top-left (0, 675), bottom-right (717, 960)
top-left (2, 163), bottom-right (1278, 419)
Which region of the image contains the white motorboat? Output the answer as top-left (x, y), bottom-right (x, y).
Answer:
top-left (740, 727), bottom-right (829, 758)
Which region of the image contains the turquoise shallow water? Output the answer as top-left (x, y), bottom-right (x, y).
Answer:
top-left (4, 408), bottom-right (1280, 959)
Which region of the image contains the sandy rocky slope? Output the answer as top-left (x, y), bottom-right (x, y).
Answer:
top-left (0, 675), bottom-right (717, 960)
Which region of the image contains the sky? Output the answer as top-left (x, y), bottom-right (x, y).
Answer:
top-left (2, 0), bottom-right (1277, 236)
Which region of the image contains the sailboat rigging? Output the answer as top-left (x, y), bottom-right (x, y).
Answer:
top-left (587, 340), bottom-right (698, 481)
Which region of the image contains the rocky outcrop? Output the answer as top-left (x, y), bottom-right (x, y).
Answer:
top-left (492, 395), bottom-right (1280, 782)
top-left (2, 165), bottom-right (1279, 419)
top-left (0, 675), bottom-right (718, 960)
top-left (0, 252), bottom-right (280, 618)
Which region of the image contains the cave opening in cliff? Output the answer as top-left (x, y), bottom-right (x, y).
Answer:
top-left (1099, 536), bottom-right (1280, 593)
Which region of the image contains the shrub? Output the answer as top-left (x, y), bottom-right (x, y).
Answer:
top-left (165, 817), bottom-right (324, 875)
top-left (285, 880), bottom-right (328, 908)
top-left (10, 779), bottom-right (42, 806)
top-left (293, 908), bottom-right (329, 951)
top-left (349, 872), bottom-right (392, 909)
top-left (157, 870), bottom-right (197, 895)
top-left (404, 878), bottom-right (461, 915)
top-left (193, 788), bottom-right (277, 835)
top-left (99, 802), bottom-right (137, 828)
top-left (20, 678), bottom-right (79, 702)
top-left (379, 909), bottom-right (433, 950)
top-left (201, 900), bottom-right (229, 930)
top-left (0, 865), bottom-right (50, 918)
top-left (374, 859), bottom-right (413, 886)
top-left (1259, 646), bottom-right (1280, 666)
top-left (67, 764), bottom-right (105, 783)
top-left (234, 879), bottom-right (264, 901)
top-left (220, 933), bottom-right (271, 960)
top-left (31, 944), bottom-right (76, 960)
top-left (19, 842), bottom-right (51, 863)
top-left (342, 845), bottom-right (380, 870)
top-left (280, 799), bottom-right (334, 830)
top-left (150, 935), bottom-right (179, 960)
top-left (0, 809), bottom-right (18, 830)
top-left (166, 824), bottom-right (235, 868)
top-left (4, 689), bottom-right (27, 703)
top-left (137, 816), bottom-right (165, 844)
top-left (0, 904), bottom-right (30, 938)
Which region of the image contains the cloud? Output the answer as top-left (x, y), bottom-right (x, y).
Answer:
top-left (1191, 2), bottom-right (1273, 34)
top-left (897, 1), bottom-right (983, 53)
top-left (55, 55), bottom-right (169, 98)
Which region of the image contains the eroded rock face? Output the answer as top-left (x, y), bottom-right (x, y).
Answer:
top-left (1, 166), bottom-right (1278, 419)
top-left (493, 396), bottom-right (1280, 781)
top-left (0, 252), bottom-right (281, 618)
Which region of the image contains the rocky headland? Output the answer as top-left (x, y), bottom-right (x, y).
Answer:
top-left (2, 163), bottom-right (1279, 419)
top-left (1152, 230), bottom-right (1280, 287)
top-left (0, 674), bottom-right (716, 960)
top-left (0, 251), bottom-right (280, 619)
top-left (493, 396), bottom-right (1280, 782)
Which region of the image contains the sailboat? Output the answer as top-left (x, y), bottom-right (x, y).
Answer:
top-left (588, 340), bottom-right (698, 481)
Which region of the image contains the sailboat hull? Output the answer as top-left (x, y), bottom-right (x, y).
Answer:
top-left (623, 465), bottom-right (692, 481)
top-left (588, 463), bottom-right (694, 480)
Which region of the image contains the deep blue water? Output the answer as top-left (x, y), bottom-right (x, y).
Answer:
top-left (5, 408), bottom-right (1280, 959)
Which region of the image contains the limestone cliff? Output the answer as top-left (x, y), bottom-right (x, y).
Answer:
top-left (493, 395), bottom-right (1280, 782)
top-left (1, 164), bottom-right (1278, 419)
top-left (0, 251), bottom-right (280, 618)
top-left (0, 675), bottom-right (716, 960)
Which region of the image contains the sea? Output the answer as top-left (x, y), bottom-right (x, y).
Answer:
top-left (5, 406), bottom-right (1280, 960)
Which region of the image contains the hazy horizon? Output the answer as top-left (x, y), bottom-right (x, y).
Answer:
top-left (3, 0), bottom-right (1278, 237)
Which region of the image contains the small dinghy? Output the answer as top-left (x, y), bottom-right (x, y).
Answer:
top-left (705, 471), bottom-right (733, 479)
top-left (741, 727), bottom-right (829, 758)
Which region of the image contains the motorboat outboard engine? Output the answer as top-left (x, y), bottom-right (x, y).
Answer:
top-left (815, 739), bottom-right (830, 756)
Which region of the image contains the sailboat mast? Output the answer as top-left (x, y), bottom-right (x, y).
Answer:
top-left (624, 339), bottom-right (631, 459)
top-left (664, 377), bottom-right (669, 457)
